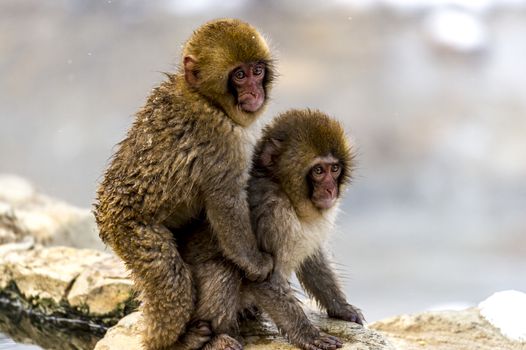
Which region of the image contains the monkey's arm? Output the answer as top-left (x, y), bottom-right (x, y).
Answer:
top-left (203, 187), bottom-right (273, 282)
top-left (296, 250), bottom-right (364, 325)
top-left (247, 274), bottom-right (343, 350)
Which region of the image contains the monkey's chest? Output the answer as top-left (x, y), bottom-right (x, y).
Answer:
top-left (278, 223), bottom-right (330, 276)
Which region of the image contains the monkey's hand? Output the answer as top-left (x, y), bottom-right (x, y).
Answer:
top-left (328, 303), bottom-right (365, 325)
top-left (298, 333), bottom-right (342, 350)
top-left (243, 251), bottom-right (273, 282)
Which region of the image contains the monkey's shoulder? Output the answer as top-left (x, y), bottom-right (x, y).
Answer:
top-left (248, 178), bottom-right (301, 249)
top-left (128, 79), bottom-right (254, 162)
top-left (248, 178), bottom-right (294, 217)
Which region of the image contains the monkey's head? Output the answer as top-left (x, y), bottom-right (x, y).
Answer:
top-left (254, 109), bottom-right (354, 215)
top-left (182, 19), bottom-right (275, 127)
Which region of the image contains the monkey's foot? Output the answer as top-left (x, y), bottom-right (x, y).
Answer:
top-left (298, 334), bottom-right (342, 350)
top-left (176, 321), bottom-right (212, 350)
top-left (203, 334), bottom-right (243, 350)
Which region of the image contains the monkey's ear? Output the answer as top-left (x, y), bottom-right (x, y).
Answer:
top-left (259, 138), bottom-right (282, 168)
top-left (183, 55), bottom-right (199, 87)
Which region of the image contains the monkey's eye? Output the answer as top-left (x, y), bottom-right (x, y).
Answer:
top-left (234, 70), bottom-right (246, 80)
top-left (331, 164), bottom-right (340, 172)
top-left (253, 65), bottom-right (264, 76)
top-left (312, 166), bottom-right (323, 175)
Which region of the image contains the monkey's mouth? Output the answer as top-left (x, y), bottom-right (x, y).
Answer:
top-left (238, 92), bottom-right (264, 113)
top-left (314, 197), bottom-right (337, 210)
top-left (312, 191), bottom-right (338, 210)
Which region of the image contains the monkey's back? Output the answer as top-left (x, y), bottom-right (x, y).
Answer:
top-left (94, 74), bottom-right (254, 245)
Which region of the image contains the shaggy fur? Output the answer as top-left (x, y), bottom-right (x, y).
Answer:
top-left (94, 19), bottom-right (274, 350)
top-left (179, 109), bottom-right (364, 350)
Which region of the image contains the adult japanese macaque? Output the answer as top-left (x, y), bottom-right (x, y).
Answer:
top-left (180, 109), bottom-right (364, 350)
top-left (94, 19), bottom-right (275, 350)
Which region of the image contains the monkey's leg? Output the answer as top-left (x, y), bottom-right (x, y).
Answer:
top-left (118, 223), bottom-right (195, 350)
top-left (183, 260), bottom-right (243, 349)
top-left (297, 250), bottom-right (364, 325)
top-left (247, 276), bottom-right (342, 350)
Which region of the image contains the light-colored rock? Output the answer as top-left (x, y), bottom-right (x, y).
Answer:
top-left (94, 310), bottom-right (394, 350)
top-left (370, 307), bottom-right (526, 350)
top-left (94, 312), bottom-right (144, 350)
top-left (308, 311), bottom-right (395, 350)
top-left (0, 235), bottom-right (35, 257)
top-left (0, 246), bottom-right (108, 303)
top-left (0, 174), bottom-right (36, 204)
top-left (0, 202), bottom-right (28, 244)
top-left (0, 174), bottom-right (104, 250)
top-left (68, 256), bottom-right (134, 315)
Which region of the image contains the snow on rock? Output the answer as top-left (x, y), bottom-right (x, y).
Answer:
top-left (479, 290), bottom-right (526, 342)
top-left (0, 174), bottom-right (103, 250)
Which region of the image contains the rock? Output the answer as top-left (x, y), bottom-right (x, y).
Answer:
top-left (370, 307), bottom-right (526, 350)
top-left (0, 175), bottom-right (35, 204)
top-left (0, 174), bottom-right (104, 250)
top-left (0, 246), bottom-right (108, 304)
top-left (0, 235), bottom-right (35, 258)
top-left (307, 311), bottom-right (395, 350)
top-left (1, 179), bottom-right (523, 350)
top-left (94, 312), bottom-right (143, 350)
top-left (67, 256), bottom-right (134, 315)
top-left (94, 310), bottom-right (395, 350)
top-left (0, 245), bottom-right (136, 350)
top-left (0, 202), bottom-right (28, 245)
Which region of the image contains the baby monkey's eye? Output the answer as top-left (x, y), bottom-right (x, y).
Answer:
top-left (234, 70), bottom-right (246, 80)
top-left (253, 65), bottom-right (264, 76)
top-left (312, 166), bottom-right (323, 175)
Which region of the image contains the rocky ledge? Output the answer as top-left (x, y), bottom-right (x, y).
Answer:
top-left (94, 304), bottom-right (526, 350)
top-left (1, 175), bottom-right (525, 350)
top-left (0, 175), bottom-right (136, 349)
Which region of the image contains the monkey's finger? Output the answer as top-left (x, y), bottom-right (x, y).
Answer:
top-left (352, 314), bottom-right (364, 325)
top-left (350, 305), bottom-right (366, 325)
top-left (255, 275), bottom-right (265, 283)
top-left (312, 339), bottom-right (338, 350)
top-left (302, 344), bottom-right (323, 350)
top-left (193, 320), bottom-right (213, 336)
top-left (343, 309), bottom-right (364, 325)
top-left (321, 335), bottom-right (342, 346)
top-left (196, 326), bottom-right (213, 337)
top-left (225, 345), bottom-right (243, 350)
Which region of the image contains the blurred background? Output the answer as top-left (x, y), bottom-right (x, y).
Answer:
top-left (1, 0), bottom-right (525, 324)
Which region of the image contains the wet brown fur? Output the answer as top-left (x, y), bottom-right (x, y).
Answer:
top-left (179, 109), bottom-right (364, 350)
top-left (94, 19), bottom-right (274, 350)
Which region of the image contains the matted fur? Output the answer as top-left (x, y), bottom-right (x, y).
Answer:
top-left (178, 109), bottom-right (363, 350)
top-left (94, 19), bottom-right (275, 350)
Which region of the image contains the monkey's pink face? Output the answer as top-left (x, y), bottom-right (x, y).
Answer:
top-left (309, 156), bottom-right (342, 210)
top-left (230, 62), bottom-right (266, 113)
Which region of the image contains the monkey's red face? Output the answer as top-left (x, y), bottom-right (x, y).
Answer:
top-left (230, 62), bottom-right (266, 113)
top-left (309, 156), bottom-right (342, 210)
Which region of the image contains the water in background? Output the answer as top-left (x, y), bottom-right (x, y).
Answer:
top-left (1, 0), bottom-right (525, 340)
top-left (0, 333), bottom-right (40, 349)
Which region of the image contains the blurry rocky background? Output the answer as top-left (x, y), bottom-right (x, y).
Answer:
top-left (1, 0), bottom-right (525, 332)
